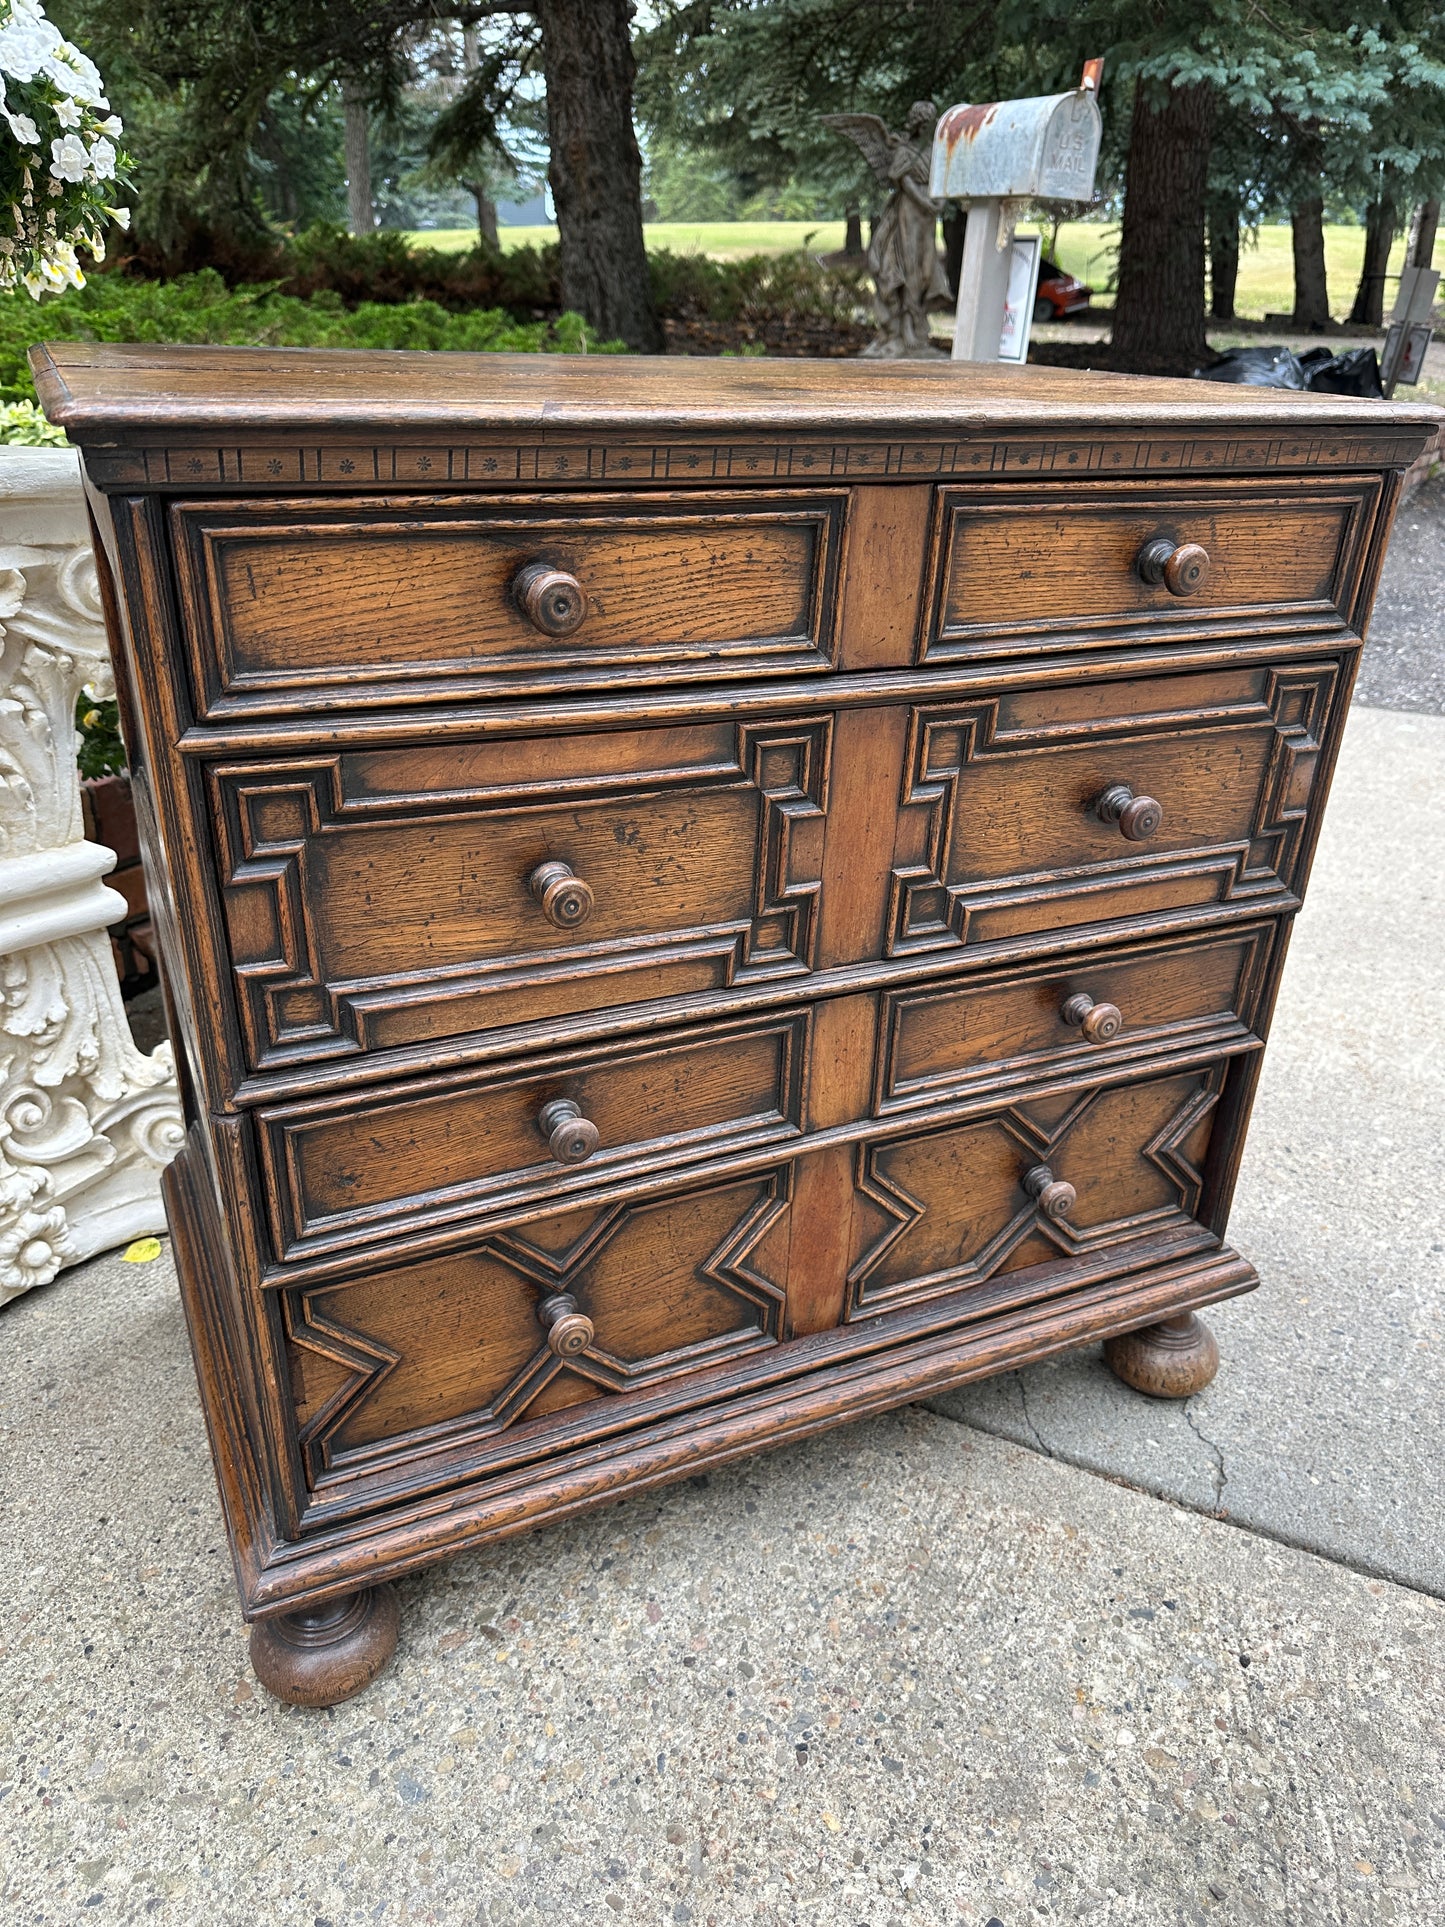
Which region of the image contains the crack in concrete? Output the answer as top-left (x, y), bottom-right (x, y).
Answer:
top-left (1015, 1372), bottom-right (1054, 1460)
top-left (926, 1401), bottom-right (1443, 1600)
top-left (1184, 1396), bottom-right (1228, 1512)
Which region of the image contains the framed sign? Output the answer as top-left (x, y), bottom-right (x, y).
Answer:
top-left (1398, 322), bottom-right (1433, 386)
top-left (998, 232), bottom-right (1043, 364)
top-left (1383, 317), bottom-right (1434, 393)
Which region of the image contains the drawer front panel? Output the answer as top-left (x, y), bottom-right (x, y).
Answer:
top-left (211, 718), bottom-right (829, 1071)
top-left (258, 1012), bottom-right (809, 1261)
top-left (889, 660), bottom-right (1343, 955)
top-left (173, 492), bottom-right (845, 716)
top-left (878, 925), bottom-right (1271, 1114)
top-left (285, 1163), bottom-right (796, 1500)
top-left (848, 1061), bottom-right (1229, 1319)
top-left (922, 477), bottom-right (1377, 660)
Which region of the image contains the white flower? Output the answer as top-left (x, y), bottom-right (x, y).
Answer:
top-left (52, 93), bottom-right (81, 128)
top-left (96, 113), bottom-right (122, 136)
top-left (0, 8), bottom-right (61, 84)
top-left (86, 134), bottom-right (115, 179)
top-left (48, 131), bottom-right (88, 181)
top-left (3, 108), bottom-right (39, 145)
top-left (20, 268), bottom-right (44, 299)
top-left (42, 41), bottom-right (106, 107)
top-left (50, 236), bottom-right (84, 285)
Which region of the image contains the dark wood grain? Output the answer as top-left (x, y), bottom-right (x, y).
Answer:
top-left (922, 477), bottom-right (1381, 659)
top-left (76, 347), bottom-right (1419, 1692)
top-left (172, 493), bottom-right (845, 715)
top-left (32, 340), bottom-right (1442, 439)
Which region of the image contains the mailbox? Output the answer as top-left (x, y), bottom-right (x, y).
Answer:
top-left (930, 89), bottom-right (1102, 203)
top-left (930, 80), bottom-right (1103, 366)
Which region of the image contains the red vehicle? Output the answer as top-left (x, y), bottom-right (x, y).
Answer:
top-left (1033, 257), bottom-right (1093, 322)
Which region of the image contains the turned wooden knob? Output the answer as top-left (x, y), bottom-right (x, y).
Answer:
top-left (513, 561), bottom-right (586, 636)
top-left (538, 1096), bottom-right (600, 1165)
top-left (1061, 992), bottom-right (1123, 1044)
top-left (538, 1292), bottom-right (594, 1357)
top-left (528, 860), bottom-right (595, 929)
top-left (1137, 536), bottom-right (1211, 597)
top-left (1094, 782), bottom-right (1163, 842)
top-left (1024, 1162), bottom-right (1076, 1221)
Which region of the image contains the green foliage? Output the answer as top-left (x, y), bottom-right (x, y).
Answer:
top-left (645, 136), bottom-right (745, 222)
top-left (0, 398), bottom-right (69, 444)
top-left (75, 690), bottom-right (124, 780)
top-left (647, 246), bottom-right (869, 328)
top-left (251, 75), bottom-right (348, 229)
top-left (47, 1), bottom-right (423, 250)
top-left (0, 268), bottom-right (621, 404)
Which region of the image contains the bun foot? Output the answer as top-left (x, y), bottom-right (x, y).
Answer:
top-left (249, 1584), bottom-right (399, 1708)
top-left (1104, 1312), bottom-right (1220, 1399)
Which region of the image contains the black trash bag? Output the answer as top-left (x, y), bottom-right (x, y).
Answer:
top-left (1304, 346), bottom-right (1384, 398)
top-left (1194, 346), bottom-right (1306, 387)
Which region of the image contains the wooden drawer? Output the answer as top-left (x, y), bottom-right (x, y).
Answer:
top-left (210, 717), bottom-right (829, 1072)
top-left (256, 1011), bottom-right (809, 1264)
top-left (172, 492), bottom-right (845, 718)
top-left (921, 476), bottom-right (1380, 661)
top-left (876, 925), bottom-right (1272, 1116)
top-left (278, 1050), bottom-right (1242, 1523)
top-left (283, 1161), bottom-right (798, 1506)
top-left (889, 658), bottom-right (1345, 956)
top-left (847, 1059), bottom-right (1232, 1320)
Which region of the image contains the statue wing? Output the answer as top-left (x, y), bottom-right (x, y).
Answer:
top-left (822, 113), bottom-right (896, 186)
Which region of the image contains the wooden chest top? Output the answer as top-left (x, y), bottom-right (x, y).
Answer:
top-left (31, 342), bottom-right (1438, 492)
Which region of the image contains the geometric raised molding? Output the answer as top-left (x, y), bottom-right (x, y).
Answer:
top-left (285, 1168), bottom-right (791, 1490)
top-left (888, 662), bottom-right (1341, 957)
top-left (210, 717), bottom-right (831, 1070)
top-left (0, 448), bottom-right (183, 1308)
top-left (847, 1066), bottom-right (1224, 1318)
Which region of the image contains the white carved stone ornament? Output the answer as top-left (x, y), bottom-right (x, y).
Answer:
top-left (0, 445), bottom-right (183, 1308)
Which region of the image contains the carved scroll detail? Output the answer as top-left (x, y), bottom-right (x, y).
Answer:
top-left (0, 450), bottom-right (182, 1307)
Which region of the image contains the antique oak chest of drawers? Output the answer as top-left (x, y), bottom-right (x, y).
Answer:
top-left (36, 343), bottom-right (1435, 1705)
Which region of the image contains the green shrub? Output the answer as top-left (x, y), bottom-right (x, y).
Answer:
top-left (0, 269), bottom-right (621, 404)
top-left (76, 691), bottom-right (126, 780)
top-left (113, 220), bottom-right (867, 328)
top-left (0, 400), bottom-right (70, 445)
top-left (649, 247), bottom-right (870, 328)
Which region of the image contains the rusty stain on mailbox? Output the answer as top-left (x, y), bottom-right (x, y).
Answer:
top-left (930, 89), bottom-right (1102, 203)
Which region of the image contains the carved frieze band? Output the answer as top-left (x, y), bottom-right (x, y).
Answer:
top-left (208, 718), bottom-right (831, 1069)
top-left (286, 1172), bottom-right (790, 1486)
top-left (84, 431), bottom-right (1426, 492)
top-left (888, 665), bottom-right (1340, 955)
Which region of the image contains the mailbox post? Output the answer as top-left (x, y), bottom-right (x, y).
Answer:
top-left (931, 77), bottom-right (1102, 364)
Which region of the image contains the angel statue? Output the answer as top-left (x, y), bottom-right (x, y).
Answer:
top-left (824, 101), bottom-right (952, 357)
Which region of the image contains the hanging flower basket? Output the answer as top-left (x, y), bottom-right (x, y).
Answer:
top-left (0, 0), bottom-right (128, 297)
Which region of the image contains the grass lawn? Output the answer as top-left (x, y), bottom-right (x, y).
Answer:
top-left (408, 218), bottom-right (1417, 324)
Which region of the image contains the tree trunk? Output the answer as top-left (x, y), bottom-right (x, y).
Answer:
top-left (1207, 195), bottom-right (1239, 319)
top-left (1348, 197), bottom-right (1397, 326)
top-left (843, 206), bottom-right (864, 256)
top-left (468, 182), bottom-right (500, 249)
top-left (1289, 126), bottom-right (1329, 329)
top-left (1409, 198), bottom-right (1440, 268)
top-left (342, 76), bottom-right (373, 236)
top-left (1112, 76), bottom-right (1215, 373)
top-left (534, 0), bottom-right (662, 352)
